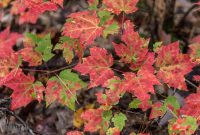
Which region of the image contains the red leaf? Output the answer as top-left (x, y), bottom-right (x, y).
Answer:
top-left (113, 20), bottom-right (149, 70)
top-left (103, 0), bottom-right (138, 15)
top-left (74, 47), bottom-right (114, 88)
top-left (155, 41), bottom-right (194, 90)
top-left (45, 70), bottom-right (87, 109)
top-left (11, 0), bottom-right (58, 24)
top-left (181, 91), bottom-right (200, 123)
top-left (0, 53), bottom-right (19, 84)
top-left (0, 27), bottom-right (22, 55)
top-left (19, 44), bottom-right (42, 66)
top-left (168, 116), bottom-right (198, 135)
top-left (123, 54), bottom-right (160, 109)
top-left (149, 102), bottom-right (164, 119)
top-left (81, 108), bottom-right (103, 132)
top-left (4, 70), bottom-right (45, 110)
top-left (96, 76), bottom-right (124, 106)
top-left (63, 11), bottom-right (103, 46)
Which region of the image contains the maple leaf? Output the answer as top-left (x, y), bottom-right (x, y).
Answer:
top-left (46, 70), bottom-right (87, 110)
top-left (20, 44), bottom-right (43, 66)
top-left (0, 53), bottom-right (20, 85)
top-left (81, 108), bottom-right (104, 132)
top-left (0, 29), bottom-right (21, 83)
top-left (74, 47), bottom-right (114, 88)
top-left (0, 27), bottom-right (22, 55)
top-left (149, 102), bottom-right (163, 119)
top-left (102, 0), bottom-right (138, 15)
top-left (123, 53), bottom-right (160, 110)
top-left (112, 113), bottom-right (127, 131)
top-left (180, 91), bottom-right (200, 124)
top-left (4, 70), bottom-right (45, 110)
top-left (63, 11), bottom-right (103, 46)
top-left (150, 96), bottom-right (180, 119)
top-left (54, 36), bottom-right (84, 64)
top-left (96, 76), bottom-right (124, 106)
top-left (11, 0), bottom-right (58, 24)
top-left (113, 20), bottom-right (149, 70)
top-left (24, 33), bottom-right (54, 62)
top-left (155, 41), bottom-right (194, 90)
top-left (168, 116), bottom-right (198, 135)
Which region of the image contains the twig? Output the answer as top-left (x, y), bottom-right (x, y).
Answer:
top-left (185, 79), bottom-right (198, 89)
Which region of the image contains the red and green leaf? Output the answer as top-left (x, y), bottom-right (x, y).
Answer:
top-left (96, 76), bottom-right (124, 107)
top-left (46, 70), bottom-right (87, 110)
top-left (168, 116), bottom-right (198, 135)
top-left (74, 47), bottom-right (114, 88)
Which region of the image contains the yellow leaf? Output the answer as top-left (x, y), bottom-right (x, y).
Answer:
top-left (73, 104), bottom-right (94, 128)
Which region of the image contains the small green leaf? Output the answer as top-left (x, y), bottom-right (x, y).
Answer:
top-left (164, 96), bottom-right (180, 110)
top-left (129, 99), bottom-right (141, 109)
top-left (103, 22), bottom-right (119, 38)
top-left (35, 34), bottom-right (55, 62)
top-left (112, 113), bottom-right (127, 131)
top-left (88, 0), bottom-right (99, 10)
top-left (153, 41), bottom-right (162, 52)
top-left (25, 33), bottom-right (41, 44)
top-left (102, 110), bottom-right (112, 121)
top-left (59, 69), bottom-right (87, 88)
top-left (98, 10), bottom-right (112, 25)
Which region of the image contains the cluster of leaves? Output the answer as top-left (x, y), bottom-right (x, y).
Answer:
top-left (0, 0), bottom-right (200, 135)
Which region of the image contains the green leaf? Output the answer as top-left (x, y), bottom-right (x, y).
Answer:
top-left (103, 21), bottom-right (119, 38)
top-left (46, 70), bottom-right (87, 110)
top-left (98, 10), bottom-right (112, 25)
top-left (88, 0), bottom-right (99, 10)
top-left (54, 36), bottom-right (77, 63)
top-left (153, 41), bottom-right (162, 52)
top-left (102, 110), bottom-right (112, 121)
top-left (59, 69), bottom-right (87, 88)
top-left (129, 98), bottom-right (141, 109)
top-left (164, 96), bottom-right (180, 110)
top-left (102, 110), bottom-right (112, 131)
top-left (112, 113), bottom-right (127, 131)
top-left (25, 33), bottom-right (41, 44)
top-left (35, 34), bottom-right (55, 62)
top-left (184, 116), bottom-right (198, 132)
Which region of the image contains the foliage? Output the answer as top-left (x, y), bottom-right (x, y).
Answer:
top-left (0, 0), bottom-right (200, 134)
